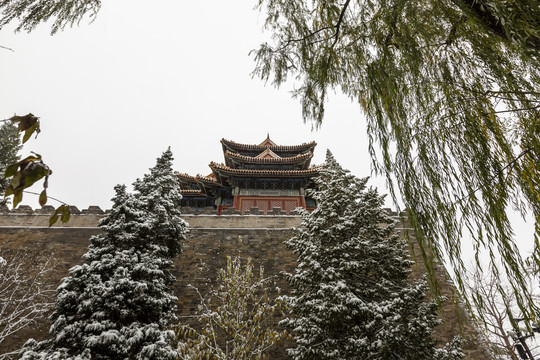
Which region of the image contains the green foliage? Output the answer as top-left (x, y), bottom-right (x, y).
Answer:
top-left (4, 152), bottom-right (51, 209)
top-left (1, 115), bottom-right (47, 209)
top-left (48, 204), bottom-right (71, 227)
top-left (253, 0), bottom-right (540, 326)
top-left (1, 114), bottom-right (70, 226)
top-left (0, 0), bottom-right (101, 34)
top-left (10, 113), bottom-right (40, 143)
top-left (454, 0), bottom-right (540, 56)
top-left (175, 256), bottom-right (288, 360)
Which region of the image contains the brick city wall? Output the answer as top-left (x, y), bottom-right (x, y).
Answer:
top-left (0, 207), bottom-right (491, 359)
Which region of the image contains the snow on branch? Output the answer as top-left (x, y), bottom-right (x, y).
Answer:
top-left (0, 251), bottom-right (55, 359)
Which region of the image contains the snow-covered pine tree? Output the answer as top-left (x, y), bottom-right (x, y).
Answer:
top-left (281, 150), bottom-right (463, 360)
top-left (21, 148), bottom-right (188, 360)
top-left (131, 147), bottom-right (185, 260)
top-left (0, 120), bottom-right (21, 207)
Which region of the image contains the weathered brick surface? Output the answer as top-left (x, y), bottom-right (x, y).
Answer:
top-left (0, 214), bottom-right (491, 359)
top-left (0, 213), bottom-right (302, 229)
top-left (0, 227), bottom-right (100, 356)
top-left (0, 214), bottom-right (104, 228)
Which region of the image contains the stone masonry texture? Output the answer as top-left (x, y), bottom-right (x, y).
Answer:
top-left (0, 210), bottom-right (492, 359)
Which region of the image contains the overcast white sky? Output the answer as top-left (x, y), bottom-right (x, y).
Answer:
top-left (1, 0), bottom-right (391, 211)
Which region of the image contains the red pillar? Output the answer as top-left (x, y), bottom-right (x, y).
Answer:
top-left (299, 195), bottom-right (306, 209)
top-left (233, 195), bottom-right (240, 211)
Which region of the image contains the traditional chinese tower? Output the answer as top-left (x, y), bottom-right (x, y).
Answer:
top-left (177, 135), bottom-right (320, 214)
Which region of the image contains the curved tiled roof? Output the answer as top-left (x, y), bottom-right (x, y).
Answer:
top-left (210, 162), bottom-right (320, 178)
top-left (196, 174), bottom-right (221, 186)
top-left (221, 138), bottom-right (317, 153)
top-left (224, 150), bottom-right (313, 165)
top-left (177, 172), bottom-right (223, 189)
top-left (176, 172), bottom-right (198, 182)
top-left (255, 148), bottom-right (281, 159)
top-left (180, 189), bottom-right (204, 196)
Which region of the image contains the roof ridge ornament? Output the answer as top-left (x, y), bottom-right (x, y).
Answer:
top-left (255, 148), bottom-right (281, 159)
top-left (258, 133), bottom-right (277, 147)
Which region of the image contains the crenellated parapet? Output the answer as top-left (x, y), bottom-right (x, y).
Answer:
top-left (0, 205), bottom-right (220, 216)
top-left (0, 205), bottom-right (407, 230)
top-left (0, 205), bottom-right (108, 215)
top-left (0, 205), bottom-right (407, 218)
top-left (0, 205), bottom-right (108, 228)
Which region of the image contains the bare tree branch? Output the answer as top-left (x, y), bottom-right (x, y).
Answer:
top-left (0, 252), bottom-right (55, 359)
